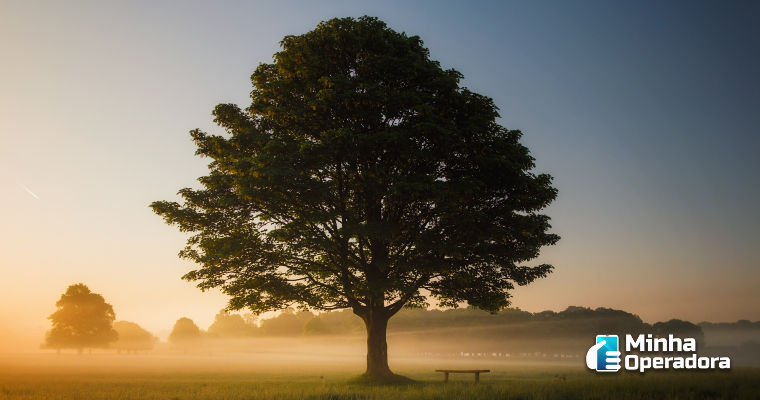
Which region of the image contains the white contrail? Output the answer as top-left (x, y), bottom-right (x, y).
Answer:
top-left (20, 184), bottom-right (40, 200)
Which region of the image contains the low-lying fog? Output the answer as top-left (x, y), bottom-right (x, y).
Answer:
top-left (2, 306), bottom-right (758, 371)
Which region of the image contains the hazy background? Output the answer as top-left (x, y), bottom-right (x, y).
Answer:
top-left (1, 0), bottom-right (758, 351)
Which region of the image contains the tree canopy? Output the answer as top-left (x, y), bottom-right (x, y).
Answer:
top-left (208, 310), bottom-right (257, 338)
top-left (45, 283), bottom-right (118, 352)
top-left (169, 317), bottom-right (202, 345)
top-left (113, 321), bottom-right (157, 353)
top-left (260, 308), bottom-right (314, 337)
top-left (152, 16), bottom-right (558, 380)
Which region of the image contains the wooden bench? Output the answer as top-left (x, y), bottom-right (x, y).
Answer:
top-left (435, 369), bottom-right (490, 383)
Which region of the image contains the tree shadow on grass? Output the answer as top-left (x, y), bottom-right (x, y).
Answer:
top-left (346, 373), bottom-right (418, 386)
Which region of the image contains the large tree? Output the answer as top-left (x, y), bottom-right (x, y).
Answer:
top-left (45, 283), bottom-right (118, 353)
top-left (152, 16), bottom-right (558, 381)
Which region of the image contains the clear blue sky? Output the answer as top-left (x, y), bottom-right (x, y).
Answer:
top-left (0, 1), bottom-right (757, 347)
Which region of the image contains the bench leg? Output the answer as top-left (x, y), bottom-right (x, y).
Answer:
top-left (444, 372), bottom-right (449, 382)
top-left (475, 372), bottom-right (480, 383)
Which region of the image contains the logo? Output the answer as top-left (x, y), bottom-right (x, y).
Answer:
top-left (586, 335), bottom-right (621, 372)
top-left (585, 334), bottom-right (732, 373)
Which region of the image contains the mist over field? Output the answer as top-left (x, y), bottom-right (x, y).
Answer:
top-left (1, 301), bottom-right (759, 399)
top-left (1, 309), bottom-right (759, 400)
top-left (3, 306), bottom-right (758, 365)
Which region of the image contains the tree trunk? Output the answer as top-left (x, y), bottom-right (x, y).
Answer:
top-left (363, 311), bottom-right (393, 379)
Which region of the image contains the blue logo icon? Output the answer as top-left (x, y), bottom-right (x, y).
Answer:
top-left (586, 334), bottom-right (621, 372)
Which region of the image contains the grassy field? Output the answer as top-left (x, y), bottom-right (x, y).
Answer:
top-left (0, 354), bottom-right (757, 399)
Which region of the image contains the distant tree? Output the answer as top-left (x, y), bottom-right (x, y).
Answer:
top-left (44, 283), bottom-right (118, 353)
top-left (260, 308), bottom-right (314, 336)
top-left (303, 317), bottom-right (333, 335)
top-left (113, 321), bottom-right (157, 353)
top-left (169, 317), bottom-right (202, 347)
top-left (653, 319), bottom-right (705, 345)
top-left (151, 16), bottom-right (558, 381)
top-left (241, 313), bottom-right (259, 327)
top-left (304, 309), bottom-right (364, 336)
top-left (208, 310), bottom-right (257, 338)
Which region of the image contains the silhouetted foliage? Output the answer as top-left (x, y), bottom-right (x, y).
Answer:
top-left (243, 305), bottom-right (653, 340)
top-left (304, 309), bottom-right (364, 336)
top-left (44, 283), bottom-right (118, 353)
top-left (151, 16), bottom-right (558, 380)
top-left (169, 317), bottom-right (202, 346)
top-left (208, 310), bottom-right (257, 338)
top-left (189, 305), bottom-right (751, 362)
top-left (654, 319), bottom-right (705, 344)
top-left (260, 308), bottom-right (314, 336)
top-left (113, 321), bottom-right (157, 353)
top-left (700, 320), bottom-right (760, 331)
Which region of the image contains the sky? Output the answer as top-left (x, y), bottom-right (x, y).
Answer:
top-left (0, 0), bottom-right (758, 349)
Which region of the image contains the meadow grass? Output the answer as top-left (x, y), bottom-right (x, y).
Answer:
top-left (0, 354), bottom-right (756, 399)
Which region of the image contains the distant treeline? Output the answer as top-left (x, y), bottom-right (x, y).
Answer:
top-left (192, 306), bottom-right (760, 364)
top-left (45, 282), bottom-right (759, 364)
top-left (205, 306), bottom-right (738, 341)
top-left (124, 306), bottom-right (760, 366)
